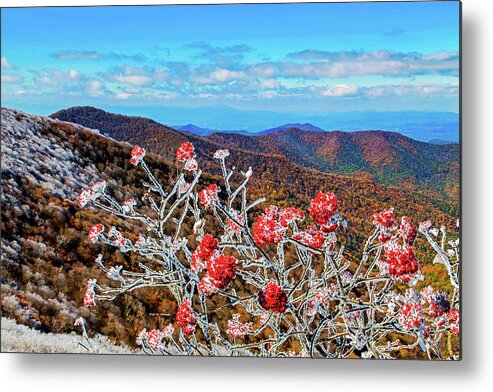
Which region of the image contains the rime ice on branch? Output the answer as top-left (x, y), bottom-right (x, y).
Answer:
top-left (77, 141), bottom-right (460, 359)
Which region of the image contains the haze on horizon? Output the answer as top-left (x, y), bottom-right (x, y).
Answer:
top-left (1, 2), bottom-right (459, 134)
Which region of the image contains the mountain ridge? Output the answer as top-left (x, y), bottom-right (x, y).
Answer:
top-left (259, 123), bottom-right (325, 135)
top-left (50, 106), bottom-right (459, 201)
top-left (173, 123), bottom-right (252, 136)
top-left (208, 128), bottom-right (460, 201)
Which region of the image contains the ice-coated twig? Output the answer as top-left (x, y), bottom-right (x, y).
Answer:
top-left (76, 143), bottom-right (460, 359)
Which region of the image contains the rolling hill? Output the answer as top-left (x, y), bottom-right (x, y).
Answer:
top-left (173, 123), bottom-right (252, 136)
top-left (259, 123), bottom-right (325, 135)
top-left (50, 106), bottom-right (459, 201)
top-left (208, 127), bottom-right (460, 200)
top-left (172, 123), bottom-right (214, 136)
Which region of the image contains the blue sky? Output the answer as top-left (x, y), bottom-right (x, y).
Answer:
top-left (1, 1), bottom-right (459, 117)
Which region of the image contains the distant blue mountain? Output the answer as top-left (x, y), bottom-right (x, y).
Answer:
top-left (217, 129), bottom-right (254, 136)
top-left (428, 138), bottom-right (459, 145)
top-left (149, 107), bottom-right (459, 142)
top-left (22, 102), bottom-right (459, 143)
top-left (259, 123), bottom-right (325, 135)
top-left (173, 123), bottom-right (252, 136)
top-left (173, 124), bottom-right (214, 136)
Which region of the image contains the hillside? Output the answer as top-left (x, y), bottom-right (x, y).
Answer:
top-left (259, 123), bottom-right (325, 135)
top-left (52, 107), bottom-right (459, 201)
top-left (36, 107), bottom-right (457, 247)
top-left (173, 123), bottom-right (214, 136)
top-left (173, 123), bottom-right (251, 136)
top-left (1, 317), bottom-right (135, 354)
top-left (51, 106), bottom-right (256, 172)
top-left (51, 106), bottom-right (190, 160)
top-left (208, 128), bottom-right (460, 201)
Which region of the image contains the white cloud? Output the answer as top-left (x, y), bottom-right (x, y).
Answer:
top-left (284, 60), bottom-right (410, 79)
top-left (1, 56), bottom-right (13, 69)
top-left (34, 68), bottom-right (80, 87)
top-left (318, 82), bottom-right (458, 100)
top-left (109, 66), bottom-right (153, 86)
top-left (269, 50), bottom-right (459, 79)
top-left (192, 68), bottom-right (247, 85)
top-left (68, 69), bottom-right (80, 79)
top-left (154, 68), bottom-right (168, 82)
top-left (114, 74), bottom-right (152, 86)
top-left (4, 44), bottom-right (458, 109)
top-left (322, 84), bottom-right (359, 97)
top-left (251, 65), bottom-right (277, 78)
top-left (52, 50), bottom-right (147, 62)
top-left (88, 79), bottom-right (103, 91)
top-left (115, 93), bottom-right (131, 100)
top-left (156, 92), bottom-right (180, 100)
top-left (258, 91), bottom-right (278, 99)
top-left (123, 87), bottom-right (140, 94)
top-left (53, 50), bottom-right (101, 60)
top-left (259, 79), bottom-right (280, 89)
top-left (422, 51), bottom-right (458, 61)
top-left (1, 74), bottom-right (23, 83)
top-left (365, 87), bottom-right (386, 97)
top-left (191, 93), bottom-right (214, 99)
top-left (365, 83), bottom-right (458, 98)
top-left (210, 69), bottom-right (246, 83)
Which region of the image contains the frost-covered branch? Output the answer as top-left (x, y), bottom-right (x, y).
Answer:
top-left (76, 142), bottom-right (460, 359)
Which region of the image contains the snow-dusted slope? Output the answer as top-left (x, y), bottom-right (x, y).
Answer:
top-left (1, 318), bottom-right (136, 354)
top-left (1, 108), bottom-right (153, 352)
top-left (1, 108), bottom-right (105, 199)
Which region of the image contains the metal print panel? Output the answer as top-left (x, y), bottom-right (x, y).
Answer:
top-left (0, 1), bottom-right (461, 359)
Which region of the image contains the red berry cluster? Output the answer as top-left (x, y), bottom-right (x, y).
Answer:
top-left (198, 253), bottom-right (237, 295)
top-left (176, 142), bottom-right (196, 162)
top-left (308, 192), bottom-right (338, 226)
top-left (258, 283), bottom-right (288, 313)
top-left (277, 207), bottom-right (305, 227)
top-left (292, 225), bottom-right (325, 249)
top-left (252, 206), bottom-right (304, 246)
top-left (446, 309), bottom-right (460, 335)
top-left (205, 254), bottom-right (237, 290)
top-left (378, 232), bottom-right (392, 243)
top-left (108, 226), bottom-right (126, 248)
top-left (382, 243), bottom-right (419, 283)
top-left (373, 208), bottom-right (397, 228)
top-left (78, 189), bottom-right (95, 207)
top-left (226, 314), bottom-right (253, 338)
top-left (88, 223), bottom-right (104, 244)
top-left (147, 329), bottom-right (165, 349)
top-left (399, 302), bottom-right (422, 330)
top-left (83, 289), bottom-right (95, 307)
top-left (176, 299), bottom-right (197, 336)
top-left (227, 213), bottom-right (244, 235)
top-left (252, 214), bottom-right (285, 246)
top-left (399, 216), bottom-right (417, 246)
top-left (83, 280), bottom-right (96, 307)
top-left (192, 235), bottom-right (237, 295)
top-left (129, 146), bottom-right (146, 165)
top-left (198, 184), bottom-right (220, 208)
top-left (191, 234), bottom-right (219, 273)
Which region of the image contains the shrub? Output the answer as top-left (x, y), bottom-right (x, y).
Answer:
top-left (77, 143), bottom-right (460, 359)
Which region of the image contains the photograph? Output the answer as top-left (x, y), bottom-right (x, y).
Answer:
top-left (1, 0), bottom-right (460, 359)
